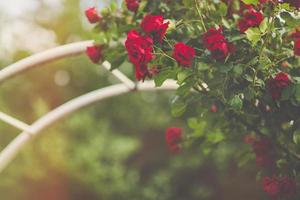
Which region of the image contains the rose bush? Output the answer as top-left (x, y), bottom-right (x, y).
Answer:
top-left (85, 0), bottom-right (300, 198)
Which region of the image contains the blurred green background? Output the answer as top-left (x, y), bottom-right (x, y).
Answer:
top-left (0, 0), bottom-right (263, 199)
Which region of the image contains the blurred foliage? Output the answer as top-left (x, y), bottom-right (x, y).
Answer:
top-left (0, 0), bottom-right (264, 199)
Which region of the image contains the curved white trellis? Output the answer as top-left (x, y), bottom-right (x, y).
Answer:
top-left (0, 41), bottom-right (178, 173)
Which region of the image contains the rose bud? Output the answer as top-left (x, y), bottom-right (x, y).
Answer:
top-left (85, 7), bottom-right (101, 24)
top-left (86, 45), bottom-right (102, 63)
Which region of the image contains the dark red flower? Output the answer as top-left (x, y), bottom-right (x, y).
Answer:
top-left (210, 42), bottom-right (229, 60)
top-left (280, 176), bottom-right (297, 197)
top-left (86, 45), bottom-right (102, 63)
top-left (203, 27), bottom-right (226, 50)
top-left (262, 176), bottom-right (297, 198)
top-left (125, 0), bottom-right (140, 12)
top-left (125, 30), bottom-right (153, 65)
top-left (294, 39), bottom-right (300, 56)
top-left (238, 9), bottom-right (263, 32)
top-left (125, 30), bottom-right (154, 80)
top-left (172, 42), bottom-right (195, 67)
top-left (141, 14), bottom-right (169, 43)
top-left (267, 72), bottom-right (292, 100)
top-left (202, 27), bottom-right (229, 60)
top-left (262, 176), bottom-right (281, 198)
top-left (85, 7), bottom-right (101, 24)
top-left (166, 127), bottom-right (182, 154)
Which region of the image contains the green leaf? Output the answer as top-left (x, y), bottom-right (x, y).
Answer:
top-left (218, 63), bottom-right (234, 73)
top-left (187, 118), bottom-right (198, 129)
top-left (259, 18), bottom-right (268, 33)
top-left (245, 27), bottom-right (261, 46)
top-left (294, 84), bottom-right (300, 103)
top-left (154, 69), bottom-right (174, 87)
top-left (171, 97), bottom-right (187, 117)
top-left (177, 70), bottom-right (191, 85)
top-left (293, 130), bottom-right (300, 144)
top-left (219, 2), bottom-right (228, 17)
top-left (241, 0), bottom-right (258, 5)
top-left (230, 94), bottom-right (243, 110)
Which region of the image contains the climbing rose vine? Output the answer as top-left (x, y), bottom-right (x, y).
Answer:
top-left (85, 0), bottom-right (300, 198)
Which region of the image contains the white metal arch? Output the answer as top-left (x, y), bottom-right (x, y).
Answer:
top-left (0, 41), bottom-right (178, 173)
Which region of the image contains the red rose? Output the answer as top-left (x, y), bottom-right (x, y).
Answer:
top-left (210, 42), bottom-right (229, 60)
top-left (238, 9), bottom-right (263, 32)
top-left (262, 176), bottom-right (281, 198)
top-left (267, 72), bottom-right (291, 100)
top-left (125, 30), bottom-right (153, 65)
top-left (202, 27), bottom-right (230, 60)
top-left (172, 42), bottom-right (195, 67)
top-left (141, 14), bottom-right (169, 43)
top-left (125, 30), bottom-right (154, 80)
top-left (86, 45), bottom-right (102, 63)
top-left (125, 0), bottom-right (139, 12)
top-left (85, 7), bottom-right (101, 24)
top-left (203, 27), bottom-right (226, 50)
top-left (280, 177), bottom-right (297, 197)
top-left (262, 176), bottom-right (297, 198)
top-left (165, 127), bottom-right (182, 154)
top-left (294, 39), bottom-right (300, 56)
top-left (135, 63), bottom-right (150, 81)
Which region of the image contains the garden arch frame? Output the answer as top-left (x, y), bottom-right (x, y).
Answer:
top-left (0, 41), bottom-right (178, 173)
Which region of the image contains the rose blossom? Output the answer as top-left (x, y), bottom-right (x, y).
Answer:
top-left (267, 72), bottom-right (291, 100)
top-left (165, 127), bottom-right (182, 154)
top-left (172, 42), bottom-right (196, 67)
top-left (262, 176), bottom-right (281, 198)
top-left (86, 45), bottom-right (102, 63)
top-left (85, 7), bottom-right (101, 24)
top-left (262, 176), bottom-right (297, 198)
top-left (238, 9), bottom-right (263, 32)
top-left (125, 30), bottom-right (154, 80)
top-left (202, 27), bottom-right (232, 60)
top-left (141, 14), bottom-right (169, 43)
top-left (125, 0), bottom-right (139, 12)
